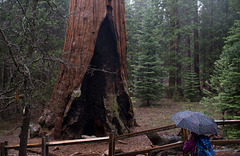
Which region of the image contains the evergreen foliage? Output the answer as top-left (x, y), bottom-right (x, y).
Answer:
top-left (201, 19), bottom-right (240, 138)
top-left (133, 1), bottom-right (165, 106)
top-left (183, 67), bottom-right (200, 102)
top-left (125, 0), bottom-right (239, 103)
top-left (199, 0), bottom-right (239, 82)
top-left (125, 0), bottom-right (137, 92)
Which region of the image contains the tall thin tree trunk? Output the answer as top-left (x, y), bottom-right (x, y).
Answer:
top-left (209, 0), bottom-right (214, 62)
top-left (168, 0), bottom-right (177, 98)
top-left (176, 0), bottom-right (182, 95)
top-left (147, 98), bottom-right (150, 107)
top-left (187, 36), bottom-right (191, 64)
top-left (194, 0), bottom-right (200, 92)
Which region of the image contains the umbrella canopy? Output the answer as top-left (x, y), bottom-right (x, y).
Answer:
top-left (171, 110), bottom-right (218, 135)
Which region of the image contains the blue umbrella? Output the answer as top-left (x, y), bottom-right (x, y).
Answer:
top-left (171, 110), bottom-right (218, 135)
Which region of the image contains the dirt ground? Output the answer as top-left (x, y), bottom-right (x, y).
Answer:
top-left (0, 99), bottom-right (239, 156)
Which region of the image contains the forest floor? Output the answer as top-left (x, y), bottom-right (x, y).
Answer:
top-left (0, 98), bottom-right (240, 156)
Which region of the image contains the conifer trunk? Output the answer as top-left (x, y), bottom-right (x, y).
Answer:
top-left (194, 0), bottom-right (200, 93)
top-left (168, 0), bottom-right (177, 98)
top-left (39, 0), bottom-right (135, 139)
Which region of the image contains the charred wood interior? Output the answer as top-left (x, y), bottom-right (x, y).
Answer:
top-left (61, 16), bottom-right (131, 138)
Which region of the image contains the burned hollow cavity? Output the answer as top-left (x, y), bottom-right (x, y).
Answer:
top-left (61, 16), bottom-right (131, 138)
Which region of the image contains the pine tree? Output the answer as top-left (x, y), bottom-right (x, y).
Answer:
top-left (125, 0), bottom-right (137, 93)
top-left (201, 19), bottom-right (240, 138)
top-left (183, 67), bottom-right (200, 102)
top-left (134, 1), bottom-right (165, 106)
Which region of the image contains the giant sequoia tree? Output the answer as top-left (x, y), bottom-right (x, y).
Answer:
top-left (39, 0), bottom-right (135, 139)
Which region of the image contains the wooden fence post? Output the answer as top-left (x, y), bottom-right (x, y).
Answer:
top-left (0, 142), bottom-right (4, 156)
top-left (42, 136), bottom-right (46, 156)
top-left (42, 135), bottom-right (49, 156)
top-left (46, 134), bottom-right (49, 156)
top-left (109, 130), bottom-right (115, 156)
top-left (4, 141), bottom-right (8, 156)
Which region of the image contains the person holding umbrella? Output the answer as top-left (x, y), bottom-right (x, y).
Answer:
top-left (172, 110), bottom-right (217, 156)
top-left (182, 132), bottom-right (198, 155)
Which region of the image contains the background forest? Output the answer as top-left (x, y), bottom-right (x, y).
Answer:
top-left (0, 0), bottom-right (240, 138)
top-left (125, 0), bottom-right (240, 138)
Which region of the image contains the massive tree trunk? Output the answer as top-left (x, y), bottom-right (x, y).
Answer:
top-left (39, 0), bottom-right (135, 139)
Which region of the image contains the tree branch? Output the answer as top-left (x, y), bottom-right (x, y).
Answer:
top-left (16, 0), bottom-right (26, 15)
top-left (0, 28), bottom-right (24, 75)
top-left (46, 0), bottom-right (66, 19)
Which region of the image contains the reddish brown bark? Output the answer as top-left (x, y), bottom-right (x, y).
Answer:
top-left (39, 0), bottom-right (134, 139)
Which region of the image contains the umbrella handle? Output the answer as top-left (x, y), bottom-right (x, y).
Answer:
top-left (183, 128), bottom-right (188, 142)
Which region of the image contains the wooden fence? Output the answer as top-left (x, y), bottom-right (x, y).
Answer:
top-left (1, 120), bottom-right (240, 156)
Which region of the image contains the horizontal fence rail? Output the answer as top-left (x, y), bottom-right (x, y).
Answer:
top-left (215, 120), bottom-right (240, 125)
top-left (47, 136), bottom-right (109, 146)
top-left (115, 141), bottom-right (183, 156)
top-left (117, 124), bottom-right (177, 140)
top-left (211, 139), bottom-right (240, 145)
top-left (1, 120), bottom-right (240, 156)
top-left (4, 137), bottom-right (109, 150)
top-left (6, 143), bottom-right (42, 150)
